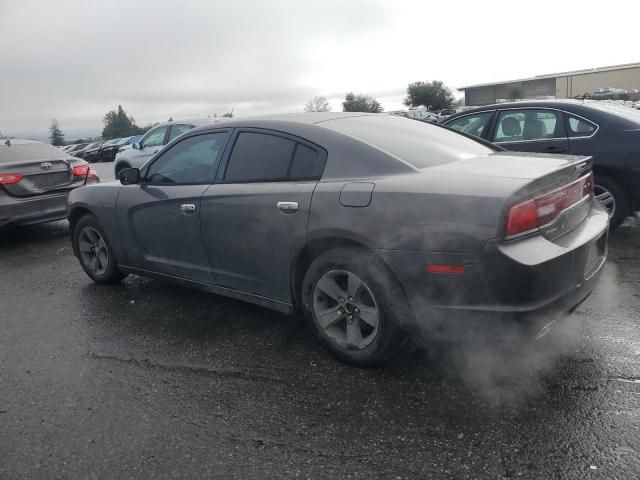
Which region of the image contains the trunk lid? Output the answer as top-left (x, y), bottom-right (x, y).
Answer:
top-left (0, 141), bottom-right (92, 197)
top-left (428, 151), bottom-right (594, 241)
top-left (0, 158), bottom-right (87, 197)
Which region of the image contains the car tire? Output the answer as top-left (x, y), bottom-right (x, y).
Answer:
top-left (301, 247), bottom-right (408, 367)
top-left (594, 175), bottom-right (629, 231)
top-left (73, 215), bottom-right (127, 284)
top-left (114, 163), bottom-right (129, 180)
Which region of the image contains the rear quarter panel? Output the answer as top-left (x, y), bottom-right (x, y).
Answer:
top-left (308, 171), bottom-right (519, 254)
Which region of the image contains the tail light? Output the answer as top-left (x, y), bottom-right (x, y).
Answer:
top-left (0, 173), bottom-right (23, 184)
top-left (71, 162), bottom-right (97, 179)
top-left (506, 172), bottom-right (593, 238)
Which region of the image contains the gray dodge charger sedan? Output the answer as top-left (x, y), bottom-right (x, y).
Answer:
top-left (67, 113), bottom-right (608, 365)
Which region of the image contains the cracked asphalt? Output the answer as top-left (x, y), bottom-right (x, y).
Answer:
top-left (1, 167), bottom-right (638, 479)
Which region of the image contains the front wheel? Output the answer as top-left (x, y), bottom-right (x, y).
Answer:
top-left (302, 248), bottom-right (408, 367)
top-left (73, 215), bottom-right (126, 284)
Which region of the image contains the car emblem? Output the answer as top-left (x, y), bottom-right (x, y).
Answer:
top-left (40, 162), bottom-right (53, 170)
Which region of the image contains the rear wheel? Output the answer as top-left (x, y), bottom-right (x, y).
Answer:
top-left (302, 248), bottom-right (407, 367)
top-left (73, 215), bottom-right (126, 284)
top-left (594, 175), bottom-right (629, 231)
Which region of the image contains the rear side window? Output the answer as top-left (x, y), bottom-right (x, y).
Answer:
top-left (446, 112), bottom-right (493, 138)
top-left (289, 144), bottom-right (323, 179)
top-left (224, 132), bottom-right (324, 182)
top-left (565, 115), bottom-right (597, 137)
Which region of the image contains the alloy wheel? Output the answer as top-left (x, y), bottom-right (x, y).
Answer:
top-left (313, 270), bottom-right (380, 350)
top-left (78, 226), bottom-right (109, 276)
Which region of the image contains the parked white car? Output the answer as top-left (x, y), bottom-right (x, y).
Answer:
top-left (113, 119), bottom-right (217, 178)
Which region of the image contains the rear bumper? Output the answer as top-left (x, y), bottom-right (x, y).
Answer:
top-left (380, 200), bottom-right (609, 338)
top-left (0, 190), bottom-right (70, 229)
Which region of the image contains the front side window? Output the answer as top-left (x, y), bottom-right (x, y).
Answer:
top-left (224, 132), bottom-right (295, 182)
top-left (168, 124), bottom-right (195, 142)
top-left (493, 109), bottom-right (562, 142)
top-left (141, 126), bottom-right (169, 149)
top-left (145, 132), bottom-right (229, 184)
top-left (566, 115), bottom-right (597, 137)
top-left (445, 112), bottom-right (493, 138)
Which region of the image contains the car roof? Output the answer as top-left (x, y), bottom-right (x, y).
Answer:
top-left (188, 112), bottom-right (380, 133)
top-left (149, 118), bottom-right (223, 129)
top-left (453, 99), bottom-right (592, 112)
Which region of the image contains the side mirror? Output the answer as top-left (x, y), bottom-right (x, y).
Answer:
top-left (119, 167), bottom-right (141, 185)
top-left (132, 142), bottom-right (141, 150)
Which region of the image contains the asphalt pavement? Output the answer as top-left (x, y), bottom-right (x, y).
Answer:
top-left (1, 166), bottom-right (638, 479)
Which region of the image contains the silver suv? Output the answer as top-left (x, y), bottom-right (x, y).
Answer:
top-left (113, 119), bottom-right (217, 178)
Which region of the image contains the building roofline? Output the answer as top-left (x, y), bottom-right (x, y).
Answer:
top-left (458, 61), bottom-right (640, 91)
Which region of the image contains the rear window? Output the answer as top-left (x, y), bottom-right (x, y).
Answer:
top-left (321, 115), bottom-right (494, 168)
top-left (0, 142), bottom-right (69, 163)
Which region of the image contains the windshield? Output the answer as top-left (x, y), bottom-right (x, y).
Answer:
top-left (0, 142), bottom-right (69, 163)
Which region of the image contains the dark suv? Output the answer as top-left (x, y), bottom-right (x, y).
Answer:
top-left (443, 100), bottom-right (640, 229)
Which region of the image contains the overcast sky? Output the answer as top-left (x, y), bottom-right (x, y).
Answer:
top-left (1, 0), bottom-right (639, 138)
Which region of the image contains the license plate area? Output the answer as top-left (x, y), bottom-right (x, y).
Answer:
top-left (583, 233), bottom-right (607, 280)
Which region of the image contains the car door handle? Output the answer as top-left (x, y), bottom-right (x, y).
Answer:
top-left (277, 201), bottom-right (299, 214)
top-left (180, 203), bottom-right (196, 213)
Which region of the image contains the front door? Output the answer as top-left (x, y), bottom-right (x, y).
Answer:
top-left (491, 109), bottom-right (569, 154)
top-left (116, 131), bottom-right (231, 283)
top-left (200, 129), bottom-right (326, 302)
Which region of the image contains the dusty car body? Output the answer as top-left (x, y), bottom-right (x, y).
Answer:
top-left (68, 113), bottom-right (608, 365)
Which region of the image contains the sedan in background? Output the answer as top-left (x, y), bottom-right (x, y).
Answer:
top-left (95, 138), bottom-right (123, 162)
top-left (73, 142), bottom-right (103, 160)
top-left (442, 100), bottom-right (640, 229)
top-left (113, 120), bottom-right (217, 178)
top-left (68, 113), bottom-right (607, 366)
top-left (82, 141), bottom-right (106, 163)
top-left (65, 143), bottom-right (89, 155)
top-left (1, 139), bottom-right (98, 229)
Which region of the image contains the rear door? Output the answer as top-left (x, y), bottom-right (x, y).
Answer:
top-left (116, 130), bottom-right (231, 282)
top-left (489, 108), bottom-right (569, 153)
top-left (199, 129), bottom-right (326, 302)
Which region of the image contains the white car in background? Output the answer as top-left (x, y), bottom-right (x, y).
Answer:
top-left (113, 119), bottom-right (218, 178)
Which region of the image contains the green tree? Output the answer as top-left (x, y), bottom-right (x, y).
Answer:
top-left (222, 109), bottom-right (234, 118)
top-left (304, 96), bottom-right (331, 112)
top-left (102, 105), bottom-right (143, 139)
top-left (506, 83), bottom-right (525, 101)
top-left (49, 119), bottom-right (65, 146)
top-left (403, 81), bottom-right (455, 111)
top-left (342, 93), bottom-right (383, 113)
